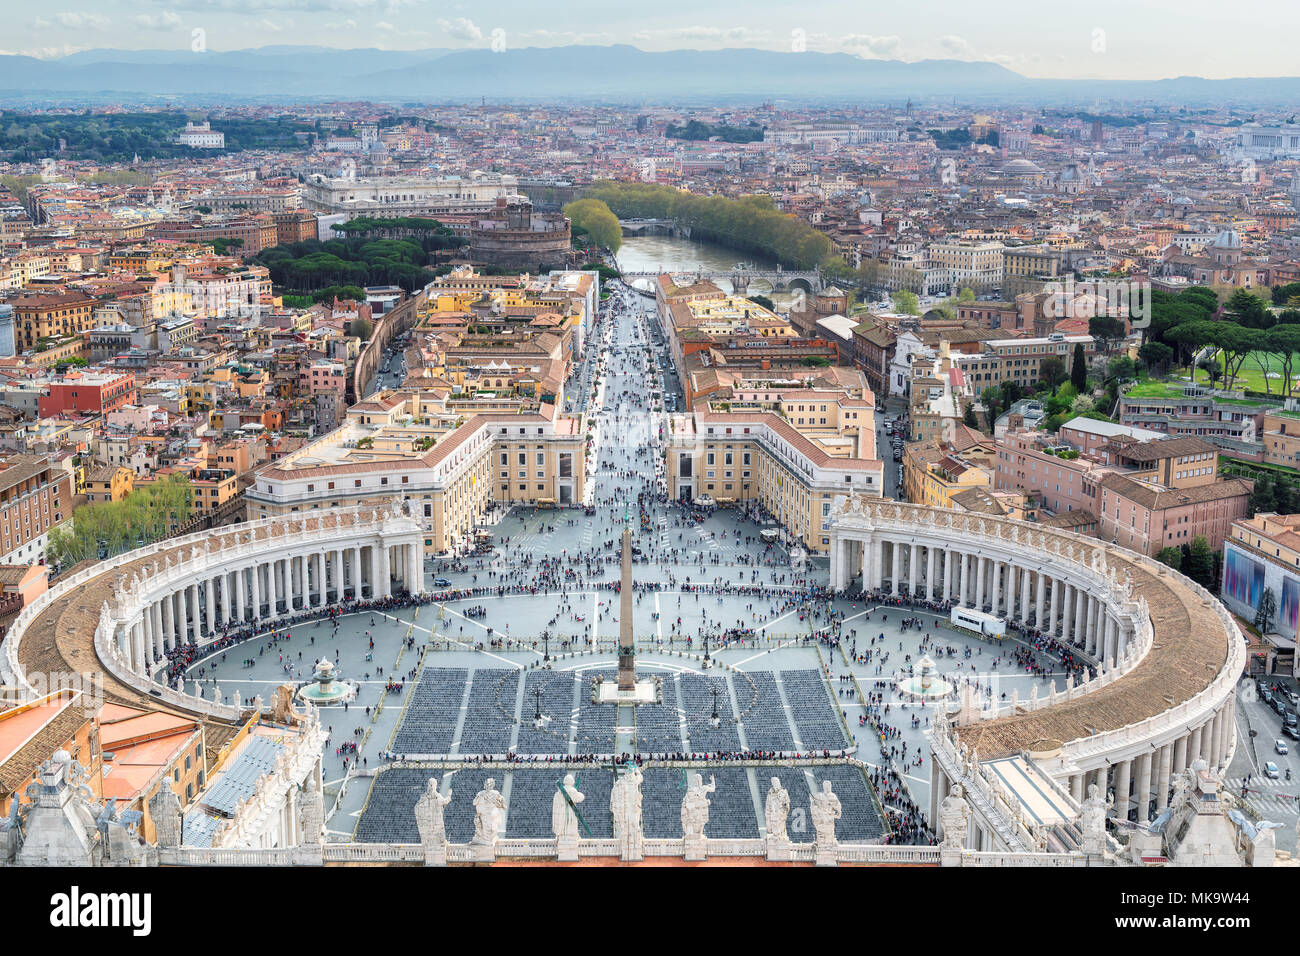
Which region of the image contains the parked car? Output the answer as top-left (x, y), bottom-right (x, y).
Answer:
top-left (1285, 724), bottom-right (1300, 740)
top-left (1277, 739), bottom-right (1290, 756)
top-left (1264, 761), bottom-right (1281, 779)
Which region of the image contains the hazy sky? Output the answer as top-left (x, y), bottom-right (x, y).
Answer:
top-left (0, 0), bottom-right (1294, 81)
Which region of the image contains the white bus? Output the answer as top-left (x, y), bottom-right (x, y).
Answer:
top-left (950, 606), bottom-right (1006, 638)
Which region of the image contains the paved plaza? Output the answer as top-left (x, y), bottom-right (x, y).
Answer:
top-left (180, 282), bottom-right (1104, 846)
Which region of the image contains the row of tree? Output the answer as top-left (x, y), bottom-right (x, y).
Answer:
top-left (582, 181), bottom-right (834, 270)
top-left (253, 237), bottom-right (444, 293)
top-left (47, 475), bottom-right (194, 569)
top-left (563, 199), bottom-right (623, 252)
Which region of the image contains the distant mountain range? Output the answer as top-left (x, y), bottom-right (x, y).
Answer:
top-left (1, 45), bottom-right (1299, 106)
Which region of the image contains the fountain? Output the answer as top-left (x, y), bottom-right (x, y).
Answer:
top-left (297, 658), bottom-right (357, 705)
top-left (895, 654), bottom-right (955, 701)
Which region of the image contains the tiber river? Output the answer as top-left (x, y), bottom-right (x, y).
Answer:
top-left (614, 234), bottom-right (801, 309)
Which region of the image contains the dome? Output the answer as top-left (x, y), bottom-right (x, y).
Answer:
top-left (1001, 158), bottom-right (1043, 177)
top-left (1173, 195), bottom-right (1194, 205)
top-left (1212, 229), bottom-right (1243, 249)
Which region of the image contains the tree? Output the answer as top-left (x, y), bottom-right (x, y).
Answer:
top-left (963, 404), bottom-right (977, 429)
top-left (958, 287), bottom-right (975, 302)
top-left (562, 198), bottom-right (622, 253)
top-left (1070, 342), bottom-right (1087, 392)
top-left (350, 317), bottom-right (373, 341)
top-left (1040, 356), bottom-right (1067, 391)
top-left (981, 386), bottom-right (1003, 426)
top-left (1155, 546), bottom-right (1182, 572)
top-left (1184, 535), bottom-right (1216, 591)
top-left (892, 290), bottom-right (920, 315)
top-left (1088, 315), bottom-right (1126, 351)
top-left (1250, 474), bottom-right (1277, 515)
top-left (1138, 341), bottom-right (1174, 375)
top-left (1268, 323), bottom-right (1300, 397)
top-left (750, 294), bottom-right (775, 311)
top-left (1255, 587), bottom-right (1278, 634)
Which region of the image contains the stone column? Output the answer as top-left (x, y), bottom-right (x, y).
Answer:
top-left (909, 544), bottom-right (920, 598)
top-left (1070, 774), bottom-right (1083, 802)
top-left (351, 548), bottom-right (362, 599)
top-left (1034, 572), bottom-right (1046, 628)
top-left (235, 567), bottom-right (246, 622)
top-left (410, 543), bottom-right (422, 593)
top-left (1155, 744), bottom-right (1174, 811)
top-left (926, 545), bottom-right (937, 602)
top-left (188, 583), bottom-right (201, 644)
top-left (294, 554), bottom-right (306, 609)
top-left (220, 572), bottom-right (231, 625)
top-left (1173, 735), bottom-right (1188, 776)
top-left (1112, 759), bottom-right (1132, 822)
top-left (1046, 578), bottom-right (1059, 635)
top-left (205, 577), bottom-right (216, 638)
top-left (267, 559), bottom-right (279, 617)
top-left (889, 541), bottom-right (900, 596)
top-left (1005, 562), bottom-right (1016, 618)
top-left (173, 590), bottom-right (186, 647)
top-left (1134, 752), bottom-right (1153, 824)
top-left (251, 562), bottom-right (262, 620)
top-left (974, 556), bottom-right (986, 609)
top-left (378, 542), bottom-right (392, 599)
top-left (1074, 588), bottom-right (1088, 646)
top-left (151, 600), bottom-right (164, 658)
top-left (944, 548), bottom-right (955, 602)
top-left (1189, 725), bottom-right (1204, 765)
top-left (1209, 709), bottom-right (1224, 769)
top-left (160, 591), bottom-right (173, 651)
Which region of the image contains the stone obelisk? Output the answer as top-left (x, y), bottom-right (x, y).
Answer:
top-left (618, 505), bottom-right (636, 691)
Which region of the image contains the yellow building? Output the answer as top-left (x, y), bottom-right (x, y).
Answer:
top-left (902, 440), bottom-right (995, 510)
top-left (665, 391), bottom-right (882, 552)
top-left (85, 464), bottom-right (135, 503)
top-left (245, 391), bottom-right (586, 554)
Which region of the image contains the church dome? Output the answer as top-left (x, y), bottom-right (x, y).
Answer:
top-left (1212, 229), bottom-right (1243, 249)
top-left (1001, 158), bottom-right (1043, 177)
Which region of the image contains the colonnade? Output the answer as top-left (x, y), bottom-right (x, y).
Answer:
top-left (829, 532), bottom-right (1132, 670)
top-left (115, 535), bottom-right (424, 675)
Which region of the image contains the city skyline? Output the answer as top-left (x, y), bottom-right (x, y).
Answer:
top-left (1, 0), bottom-right (1299, 82)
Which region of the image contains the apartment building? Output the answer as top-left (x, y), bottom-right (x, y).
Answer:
top-left (1222, 512), bottom-right (1300, 664)
top-left (244, 392), bottom-right (585, 553)
top-left (665, 395), bottom-right (882, 552)
top-left (0, 455), bottom-right (72, 565)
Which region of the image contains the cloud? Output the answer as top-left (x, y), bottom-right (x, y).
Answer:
top-left (33, 12), bottom-right (112, 30)
top-left (141, 0), bottom-right (420, 11)
top-left (839, 33), bottom-right (903, 59)
top-left (133, 11), bottom-right (184, 29)
top-left (0, 44), bottom-right (91, 58)
top-left (937, 34), bottom-right (978, 59)
top-left (437, 17), bottom-right (482, 43)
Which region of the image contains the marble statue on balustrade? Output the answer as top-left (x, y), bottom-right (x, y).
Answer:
top-left (611, 765), bottom-right (644, 861)
top-left (810, 780), bottom-right (842, 865)
top-left (471, 778), bottom-right (506, 859)
top-left (940, 784), bottom-right (970, 852)
top-left (148, 783), bottom-right (182, 849)
top-left (681, 773), bottom-right (715, 859)
top-left (764, 776), bottom-right (792, 860)
top-left (415, 775), bottom-right (452, 865)
top-left (764, 777), bottom-right (790, 843)
top-left (553, 773), bottom-right (585, 861)
top-left (1080, 783), bottom-right (1111, 858)
top-left (297, 773), bottom-right (325, 846)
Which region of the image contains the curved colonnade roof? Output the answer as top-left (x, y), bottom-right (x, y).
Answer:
top-left (14, 511), bottom-right (389, 759)
top-left (954, 548), bottom-right (1230, 760)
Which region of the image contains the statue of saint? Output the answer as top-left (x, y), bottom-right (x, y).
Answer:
top-left (681, 772), bottom-right (715, 841)
top-left (809, 780), bottom-right (841, 846)
top-left (552, 773), bottom-right (584, 842)
top-left (471, 778), bottom-right (505, 846)
top-left (414, 775), bottom-right (451, 848)
top-left (764, 776), bottom-right (790, 842)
